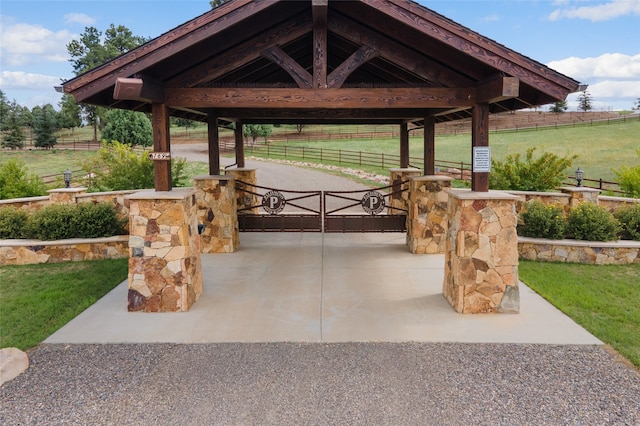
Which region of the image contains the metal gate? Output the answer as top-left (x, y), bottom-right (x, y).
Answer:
top-left (236, 181), bottom-right (407, 233)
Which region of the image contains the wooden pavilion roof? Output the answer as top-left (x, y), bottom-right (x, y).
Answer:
top-left (61, 0), bottom-right (580, 127)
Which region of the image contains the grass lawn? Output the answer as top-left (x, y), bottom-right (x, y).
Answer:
top-left (519, 260), bottom-right (640, 368)
top-left (0, 259), bottom-right (128, 351)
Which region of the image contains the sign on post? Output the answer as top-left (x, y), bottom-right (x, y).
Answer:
top-left (473, 147), bottom-right (491, 173)
top-left (148, 152), bottom-right (171, 161)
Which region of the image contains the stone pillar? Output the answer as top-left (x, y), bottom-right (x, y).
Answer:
top-left (388, 168), bottom-right (422, 214)
top-left (443, 190), bottom-right (520, 314)
top-left (407, 176), bottom-right (453, 254)
top-left (48, 187), bottom-right (87, 204)
top-left (560, 187), bottom-right (601, 209)
top-left (193, 175), bottom-right (239, 253)
top-left (126, 189), bottom-right (203, 312)
top-left (225, 168), bottom-right (258, 214)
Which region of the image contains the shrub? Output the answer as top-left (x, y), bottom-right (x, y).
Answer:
top-left (0, 159), bottom-right (47, 200)
top-left (566, 203), bottom-right (620, 241)
top-left (73, 203), bottom-right (128, 238)
top-left (24, 203), bottom-right (127, 240)
top-left (519, 200), bottom-right (566, 239)
top-left (81, 141), bottom-right (188, 191)
top-left (613, 150), bottom-right (640, 198)
top-left (0, 207), bottom-right (29, 239)
top-left (614, 204), bottom-right (640, 240)
top-left (489, 147), bottom-right (577, 191)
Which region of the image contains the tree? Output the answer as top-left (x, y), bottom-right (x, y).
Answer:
top-left (173, 118), bottom-right (197, 134)
top-left (210, 0), bottom-right (229, 8)
top-left (613, 149), bottom-right (640, 198)
top-left (0, 90), bottom-right (10, 131)
top-left (296, 124), bottom-right (305, 134)
top-left (633, 98), bottom-right (640, 110)
top-left (577, 90), bottom-right (593, 112)
top-left (32, 104), bottom-right (59, 149)
top-left (489, 147), bottom-right (577, 191)
top-left (243, 124), bottom-right (273, 146)
top-left (0, 159), bottom-right (47, 199)
top-left (66, 25), bottom-right (148, 142)
top-left (101, 109), bottom-right (153, 147)
top-left (549, 101), bottom-right (568, 114)
top-left (58, 94), bottom-right (82, 133)
top-left (1, 101), bottom-right (26, 150)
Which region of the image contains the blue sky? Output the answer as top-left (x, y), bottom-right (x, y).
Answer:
top-left (1, 0), bottom-right (639, 111)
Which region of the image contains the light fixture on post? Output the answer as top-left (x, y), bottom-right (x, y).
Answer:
top-left (575, 167), bottom-right (583, 188)
top-left (63, 170), bottom-right (72, 188)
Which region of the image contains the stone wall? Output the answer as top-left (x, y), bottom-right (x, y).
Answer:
top-left (225, 168), bottom-right (258, 214)
top-left (0, 236), bottom-right (129, 266)
top-left (127, 189), bottom-right (203, 312)
top-left (598, 195), bottom-right (640, 212)
top-left (388, 168), bottom-right (422, 214)
top-left (0, 196), bottom-right (49, 212)
top-left (518, 237), bottom-right (640, 265)
top-left (406, 176), bottom-right (452, 254)
top-left (443, 190), bottom-right (520, 314)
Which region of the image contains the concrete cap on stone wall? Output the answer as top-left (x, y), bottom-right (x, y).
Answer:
top-left (125, 188), bottom-right (197, 200)
top-left (448, 189), bottom-right (521, 201)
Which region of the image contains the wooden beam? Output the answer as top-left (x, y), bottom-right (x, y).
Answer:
top-left (477, 77), bottom-right (519, 104)
top-left (261, 46), bottom-right (312, 88)
top-left (207, 115), bottom-right (220, 175)
top-left (113, 77), bottom-right (164, 103)
top-left (312, 0), bottom-right (328, 88)
top-left (423, 115), bottom-right (435, 175)
top-left (235, 122), bottom-right (245, 168)
top-left (328, 15), bottom-right (472, 87)
top-left (471, 103), bottom-right (489, 192)
top-left (327, 45), bottom-right (379, 88)
top-left (167, 13), bottom-right (312, 88)
top-left (151, 103), bottom-right (172, 191)
top-left (400, 122), bottom-right (409, 168)
top-left (166, 87), bottom-right (476, 109)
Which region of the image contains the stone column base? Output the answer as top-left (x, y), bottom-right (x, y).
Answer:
top-left (388, 168), bottom-right (422, 214)
top-left (407, 176), bottom-right (453, 254)
top-left (443, 190), bottom-right (520, 314)
top-left (560, 186), bottom-right (601, 208)
top-left (126, 189), bottom-right (203, 312)
top-left (225, 168), bottom-right (258, 214)
top-left (193, 175), bottom-right (239, 253)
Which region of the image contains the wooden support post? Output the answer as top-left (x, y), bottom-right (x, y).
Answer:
top-left (207, 115), bottom-right (220, 175)
top-left (400, 122), bottom-right (409, 168)
top-left (235, 122), bottom-right (245, 168)
top-left (151, 103), bottom-right (172, 191)
top-left (423, 116), bottom-right (435, 175)
top-left (312, 0), bottom-right (328, 88)
top-left (471, 103), bottom-right (490, 192)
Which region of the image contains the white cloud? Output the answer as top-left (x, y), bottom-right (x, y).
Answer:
top-left (0, 71), bottom-right (61, 91)
top-left (481, 13), bottom-right (500, 22)
top-left (64, 13), bottom-right (96, 26)
top-left (549, 0), bottom-right (640, 21)
top-left (0, 22), bottom-right (77, 67)
top-left (548, 53), bottom-right (640, 81)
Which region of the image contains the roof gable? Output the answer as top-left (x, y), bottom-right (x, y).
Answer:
top-left (62, 0), bottom-right (579, 124)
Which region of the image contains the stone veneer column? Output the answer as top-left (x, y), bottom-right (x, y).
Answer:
top-left (388, 168), bottom-right (422, 214)
top-left (560, 187), bottom-right (601, 209)
top-left (48, 187), bottom-right (87, 204)
top-left (407, 176), bottom-right (453, 254)
top-left (193, 175), bottom-right (239, 253)
top-left (225, 168), bottom-right (258, 214)
top-left (443, 190), bottom-right (520, 314)
top-left (126, 188), bottom-right (203, 312)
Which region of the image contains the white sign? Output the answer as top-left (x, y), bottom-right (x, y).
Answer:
top-left (473, 147), bottom-right (491, 173)
top-left (148, 152), bottom-right (171, 161)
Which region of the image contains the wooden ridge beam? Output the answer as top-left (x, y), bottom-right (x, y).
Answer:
top-left (113, 77), bottom-right (164, 103)
top-left (166, 87), bottom-right (476, 109)
top-left (261, 46), bottom-right (312, 88)
top-left (327, 45), bottom-right (379, 88)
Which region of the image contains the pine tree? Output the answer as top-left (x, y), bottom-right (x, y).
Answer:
top-left (577, 90), bottom-right (593, 112)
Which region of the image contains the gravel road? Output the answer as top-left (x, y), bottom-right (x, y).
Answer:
top-left (1, 343), bottom-right (639, 425)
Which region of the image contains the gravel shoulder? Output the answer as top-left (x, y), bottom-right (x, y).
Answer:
top-left (1, 343), bottom-right (639, 425)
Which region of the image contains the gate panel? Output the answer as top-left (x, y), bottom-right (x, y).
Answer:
top-left (235, 181), bottom-right (322, 232)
